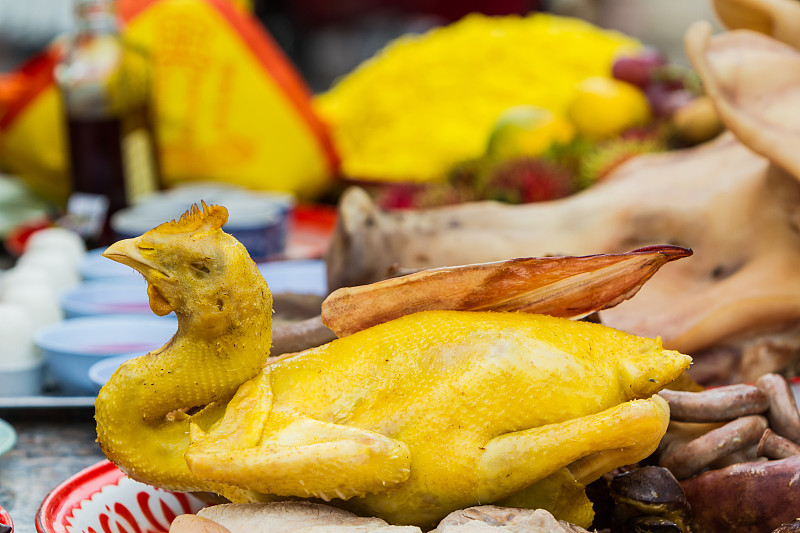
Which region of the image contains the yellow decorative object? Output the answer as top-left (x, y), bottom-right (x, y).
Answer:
top-left (95, 203), bottom-right (690, 529)
top-left (314, 13), bottom-right (641, 183)
top-left (567, 76), bottom-right (652, 138)
top-left (120, 0), bottom-right (337, 199)
top-left (0, 0), bottom-right (337, 204)
top-left (0, 66), bottom-right (69, 205)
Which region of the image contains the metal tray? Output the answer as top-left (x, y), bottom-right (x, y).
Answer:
top-left (0, 382), bottom-right (95, 409)
top-left (0, 395), bottom-right (95, 409)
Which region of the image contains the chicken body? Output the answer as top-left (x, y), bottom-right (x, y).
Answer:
top-left (95, 204), bottom-right (690, 529)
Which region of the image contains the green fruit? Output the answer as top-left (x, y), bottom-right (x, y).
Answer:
top-left (486, 105), bottom-right (575, 160)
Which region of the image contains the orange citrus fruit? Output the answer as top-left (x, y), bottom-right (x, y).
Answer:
top-left (567, 77), bottom-right (651, 138)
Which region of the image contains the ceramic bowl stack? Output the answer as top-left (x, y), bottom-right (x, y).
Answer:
top-left (34, 315), bottom-right (177, 395)
top-left (0, 227), bottom-right (84, 396)
top-left (0, 225), bottom-right (172, 397)
top-left (110, 183), bottom-right (295, 261)
top-left (42, 232), bottom-right (178, 395)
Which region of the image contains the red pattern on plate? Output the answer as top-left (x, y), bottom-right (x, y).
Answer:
top-left (36, 460), bottom-right (207, 533)
top-left (0, 503), bottom-right (12, 531)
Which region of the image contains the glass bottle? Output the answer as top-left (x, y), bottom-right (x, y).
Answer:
top-left (55, 0), bottom-right (161, 247)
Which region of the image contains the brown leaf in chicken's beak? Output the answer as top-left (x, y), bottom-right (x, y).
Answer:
top-left (321, 245), bottom-right (691, 338)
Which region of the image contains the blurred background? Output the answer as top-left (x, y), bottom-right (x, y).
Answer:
top-left (0, 0), bottom-right (725, 243)
top-left (0, 0), bottom-right (726, 399)
top-left (0, 0), bottom-right (721, 87)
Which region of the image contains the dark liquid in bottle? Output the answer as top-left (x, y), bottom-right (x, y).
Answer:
top-left (66, 115), bottom-right (127, 247)
top-left (65, 104), bottom-right (160, 247)
top-left (67, 116), bottom-right (128, 211)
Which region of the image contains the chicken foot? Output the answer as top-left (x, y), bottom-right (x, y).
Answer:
top-left (478, 396), bottom-right (670, 500)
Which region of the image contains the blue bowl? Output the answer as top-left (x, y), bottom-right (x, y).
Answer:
top-left (110, 191), bottom-right (294, 262)
top-left (61, 279), bottom-right (153, 318)
top-left (88, 354), bottom-right (135, 393)
top-left (34, 315), bottom-right (176, 395)
top-left (79, 249), bottom-right (141, 281)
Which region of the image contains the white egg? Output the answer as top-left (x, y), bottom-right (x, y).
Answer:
top-left (0, 302), bottom-right (36, 370)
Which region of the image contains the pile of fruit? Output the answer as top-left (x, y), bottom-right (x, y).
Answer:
top-left (314, 13), bottom-right (642, 182)
top-left (315, 13), bottom-right (723, 210)
top-left (367, 48), bottom-right (722, 209)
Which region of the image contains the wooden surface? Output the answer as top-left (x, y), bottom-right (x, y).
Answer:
top-left (0, 407), bottom-right (105, 533)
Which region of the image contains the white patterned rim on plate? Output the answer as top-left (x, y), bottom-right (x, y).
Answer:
top-left (36, 460), bottom-right (208, 533)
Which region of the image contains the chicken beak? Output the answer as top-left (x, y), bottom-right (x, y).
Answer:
top-left (102, 237), bottom-right (164, 281)
top-left (103, 237), bottom-right (175, 316)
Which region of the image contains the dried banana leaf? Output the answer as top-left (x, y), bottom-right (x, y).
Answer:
top-left (322, 246), bottom-right (690, 338)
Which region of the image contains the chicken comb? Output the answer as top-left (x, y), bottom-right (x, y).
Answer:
top-left (155, 201), bottom-right (229, 235)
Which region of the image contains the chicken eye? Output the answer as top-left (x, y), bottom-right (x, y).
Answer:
top-left (190, 262), bottom-right (210, 274)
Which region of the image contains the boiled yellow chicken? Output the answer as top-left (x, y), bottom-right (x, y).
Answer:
top-left (95, 204), bottom-right (691, 529)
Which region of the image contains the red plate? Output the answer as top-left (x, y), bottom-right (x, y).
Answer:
top-left (0, 503), bottom-right (12, 531)
top-left (36, 460), bottom-right (208, 533)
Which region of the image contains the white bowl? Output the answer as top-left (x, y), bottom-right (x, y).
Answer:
top-left (34, 316), bottom-right (176, 395)
top-left (14, 249), bottom-right (81, 294)
top-left (0, 360), bottom-right (44, 397)
top-left (2, 283), bottom-right (64, 330)
top-left (0, 302), bottom-right (37, 370)
top-left (24, 227), bottom-right (86, 267)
